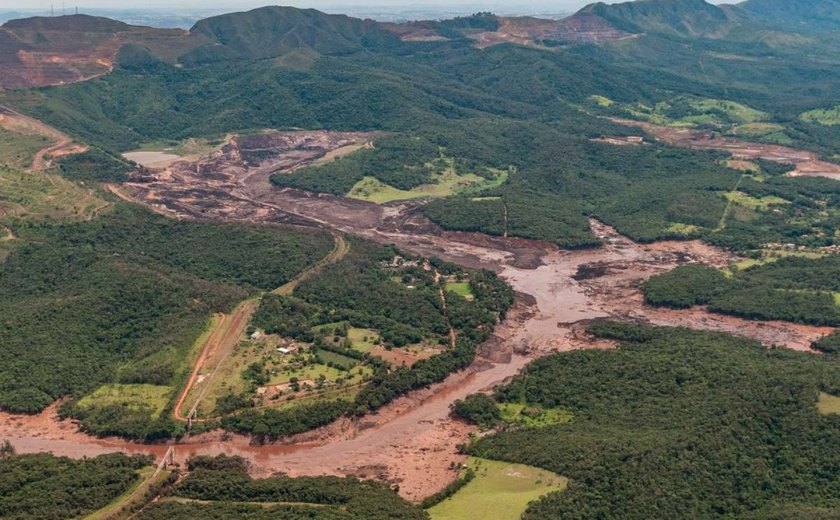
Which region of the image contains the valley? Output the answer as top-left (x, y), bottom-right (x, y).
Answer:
top-left (1, 135), bottom-right (831, 499)
top-left (0, 0), bottom-right (838, 517)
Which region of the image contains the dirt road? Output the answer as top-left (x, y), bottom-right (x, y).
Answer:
top-left (2, 217), bottom-right (830, 500)
top-left (174, 232), bottom-right (348, 422)
top-left (2, 123), bottom-right (836, 502)
top-left (0, 105), bottom-right (83, 171)
top-left (174, 300), bottom-right (257, 423)
top-left (272, 234), bottom-right (349, 296)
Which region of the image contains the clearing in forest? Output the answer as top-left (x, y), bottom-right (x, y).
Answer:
top-left (428, 457), bottom-right (567, 520)
top-left (0, 166), bottom-right (108, 222)
top-left (77, 384), bottom-right (172, 420)
top-left (817, 392), bottom-right (840, 415)
top-left (348, 158), bottom-right (508, 204)
top-left (445, 282), bottom-right (475, 301)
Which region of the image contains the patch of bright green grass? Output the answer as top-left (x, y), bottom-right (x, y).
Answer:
top-left (134, 136), bottom-right (226, 157)
top-left (498, 403), bottom-right (573, 428)
top-left (77, 384), bottom-right (171, 419)
top-left (619, 97), bottom-right (768, 129)
top-left (735, 250), bottom-right (827, 271)
top-left (730, 122), bottom-right (786, 137)
top-left (587, 95), bottom-right (614, 107)
top-left (317, 350), bottom-right (358, 369)
top-left (445, 282), bottom-right (475, 301)
top-left (347, 159), bottom-right (508, 204)
top-left (348, 328), bottom-right (379, 353)
top-left (723, 191), bottom-right (789, 210)
top-left (665, 222), bottom-right (704, 236)
top-left (268, 362), bottom-right (371, 386)
top-left (311, 321), bottom-right (350, 335)
top-left (687, 98), bottom-right (767, 123)
top-left (428, 457), bottom-right (568, 520)
top-left (816, 392), bottom-right (840, 415)
top-left (800, 105), bottom-right (840, 126)
top-left (0, 127), bottom-right (51, 168)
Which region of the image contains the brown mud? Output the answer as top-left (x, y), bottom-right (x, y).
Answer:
top-left (611, 117), bottom-right (840, 181)
top-left (2, 128), bottom-right (834, 501)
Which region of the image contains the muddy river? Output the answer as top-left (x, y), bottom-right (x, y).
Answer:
top-left (2, 131), bottom-right (835, 501)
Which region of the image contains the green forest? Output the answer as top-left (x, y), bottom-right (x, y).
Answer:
top-left (222, 240), bottom-right (513, 440)
top-left (3, 11), bottom-right (837, 251)
top-left (135, 454), bottom-right (427, 520)
top-left (467, 322), bottom-right (840, 519)
top-left (0, 203), bottom-right (332, 436)
top-left (0, 452), bottom-right (152, 520)
top-left (645, 257), bottom-right (840, 326)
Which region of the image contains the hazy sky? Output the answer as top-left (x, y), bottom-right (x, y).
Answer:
top-left (0, 0), bottom-right (728, 13)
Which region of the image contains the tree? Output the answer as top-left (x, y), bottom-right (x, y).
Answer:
top-left (0, 439), bottom-right (14, 459)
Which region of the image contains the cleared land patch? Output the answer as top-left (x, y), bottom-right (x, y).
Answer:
top-left (665, 222), bottom-right (703, 236)
top-left (733, 250), bottom-right (827, 271)
top-left (347, 327), bottom-right (380, 353)
top-left (723, 191), bottom-right (789, 210)
top-left (498, 403), bottom-right (573, 428)
top-left (0, 127), bottom-right (51, 168)
top-left (800, 105), bottom-right (840, 126)
top-left (816, 392), bottom-right (840, 415)
top-left (348, 159), bottom-right (508, 204)
top-left (77, 384), bottom-right (172, 420)
top-left (445, 281), bottom-right (475, 301)
top-left (428, 457), bottom-right (568, 520)
top-left (596, 95), bottom-right (768, 129)
top-left (0, 166), bottom-right (109, 222)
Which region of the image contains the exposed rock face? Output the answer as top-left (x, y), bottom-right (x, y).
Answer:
top-left (469, 13), bottom-right (639, 49)
top-left (0, 15), bottom-right (200, 89)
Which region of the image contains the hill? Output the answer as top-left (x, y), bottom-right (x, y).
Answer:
top-left (0, 14), bottom-right (202, 89)
top-left (734, 0), bottom-right (840, 30)
top-left (579, 0), bottom-right (735, 38)
top-left (185, 6), bottom-right (389, 62)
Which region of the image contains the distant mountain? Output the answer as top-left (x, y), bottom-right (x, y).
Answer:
top-left (579, 0), bottom-right (735, 38)
top-left (0, 14), bottom-right (199, 90)
top-left (733, 0), bottom-right (840, 30)
top-left (186, 6), bottom-right (390, 62)
top-left (3, 14), bottom-right (130, 32)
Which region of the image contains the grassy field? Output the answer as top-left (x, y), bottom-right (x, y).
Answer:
top-left (428, 457), bottom-right (567, 520)
top-left (0, 166), bottom-right (109, 222)
top-left (730, 122), bottom-right (787, 136)
top-left (192, 329), bottom-right (373, 416)
top-left (77, 384), bottom-right (172, 420)
top-left (733, 250), bottom-right (827, 271)
top-left (445, 282), bottom-right (475, 301)
top-left (665, 222), bottom-right (703, 236)
top-left (723, 191), bottom-right (789, 210)
top-left (0, 127), bottom-right (51, 168)
top-left (597, 95), bottom-right (769, 130)
top-left (498, 403), bottom-right (573, 428)
top-left (800, 105), bottom-right (840, 126)
top-left (816, 391), bottom-right (840, 415)
top-left (347, 327), bottom-right (379, 353)
top-left (587, 95), bottom-right (614, 107)
top-left (133, 136), bottom-right (227, 157)
top-left (348, 159), bottom-right (508, 204)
